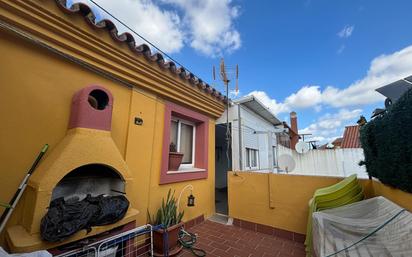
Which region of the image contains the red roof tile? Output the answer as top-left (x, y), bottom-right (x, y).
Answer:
top-left (332, 137), bottom-right (343, 147)
top-left (341, 125), bottom-right (361, 148)
top-left (55, 0), bottom-right (226, 103)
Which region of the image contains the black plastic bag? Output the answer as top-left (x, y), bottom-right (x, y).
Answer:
top-left (89, 195), bottom-right (129, 226)
top-left (40, 195), bottom-right (129, 242)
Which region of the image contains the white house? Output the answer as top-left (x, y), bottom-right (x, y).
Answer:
top-left (216, 96), bottom-right (286, 184)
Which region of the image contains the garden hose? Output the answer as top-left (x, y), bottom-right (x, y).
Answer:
top-left (178, 228), bottom-right (206, 257)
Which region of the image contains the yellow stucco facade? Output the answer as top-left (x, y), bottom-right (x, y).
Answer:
top-left (0, 0), bottom-right (224, 252)
top-left (228, 172), bottom-right (412, 235)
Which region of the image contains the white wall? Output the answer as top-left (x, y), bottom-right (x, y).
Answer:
top-left (277, 144), bottom-right (368, 178)
top-left (218, 105), bottom-right (279, 172)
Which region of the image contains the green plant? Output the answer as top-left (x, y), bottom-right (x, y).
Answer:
top-left (360, 88), bottom-right (412, 193)
top-left (147, 189), bottom-right (184, 228)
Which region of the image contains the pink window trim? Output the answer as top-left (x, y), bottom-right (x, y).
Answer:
top-left (160, 102), bottom-right (209, 184)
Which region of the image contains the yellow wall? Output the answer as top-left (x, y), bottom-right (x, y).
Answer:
top-left (371, 179), bottom-right (412, 212)
top-left (228, 172), bottom-right (374, 234)
top-left (228, 171), bottom-right (412, 235)
top-left (0, 7), bottom-right (218, 250)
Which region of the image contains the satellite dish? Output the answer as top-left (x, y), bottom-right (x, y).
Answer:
top-left (278, 154), bottom-right (296, 173)
top-left (295, 141), bottom-right (310, 154)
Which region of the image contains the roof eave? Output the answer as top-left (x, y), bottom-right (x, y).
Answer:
top-left (233, 95), bottom-right (282, 125)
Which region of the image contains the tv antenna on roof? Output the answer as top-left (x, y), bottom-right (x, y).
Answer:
top-left (212, 59), bottom-right (239, 95)
top-left (213, 59), bottom-right (239, 171)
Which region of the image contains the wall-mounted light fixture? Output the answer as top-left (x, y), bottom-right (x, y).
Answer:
top-left (177, 184), bottom-right (195, 213)
top-left (187, 193), bottom-right (195, 207)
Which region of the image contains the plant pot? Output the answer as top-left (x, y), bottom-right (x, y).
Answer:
top-left (168, 152), bottom-right (184, 171)
top-left (153, 222), bottom-right (184, 256)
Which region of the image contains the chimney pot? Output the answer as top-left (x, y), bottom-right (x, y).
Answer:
top-left (290, 111), bottom-right (299, 150)
top-left (68, 85), bottom-right (113, 131)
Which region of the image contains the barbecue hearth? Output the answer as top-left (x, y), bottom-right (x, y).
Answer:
top-left (5, 86), bottom-right (138, 253)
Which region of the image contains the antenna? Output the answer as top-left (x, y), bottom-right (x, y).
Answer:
top-left (216, 58), bottom-right (239, 172)
top-left (236, 64), bottom-right (239, 93)
top-left (220, 58), bottom-right (228, 84)
top-left (212, 66), bottom-right (216, 81)
top-left (217, 58), bottom-right (239, 93)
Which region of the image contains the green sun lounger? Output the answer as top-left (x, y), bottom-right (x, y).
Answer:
top-left (304, 174), bottom-right (364, 257)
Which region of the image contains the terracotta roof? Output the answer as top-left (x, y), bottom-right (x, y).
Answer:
top-left (55, 0), bottom-right (226, 103)
top-left (332, 137), bottom-right (343, 147)
top-left (341, 125), bottom-right (361, 148)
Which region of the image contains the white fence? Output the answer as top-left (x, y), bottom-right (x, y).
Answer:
top-left (277, 144), bottom-right (368, 178)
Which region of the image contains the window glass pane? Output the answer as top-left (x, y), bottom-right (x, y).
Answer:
top-left (170, 120), bottom-right (178, 148)
top-left (273, 147), bottom-right (277, 166)
top-left (180, 123), bottom-right (193, 164)
top-left (251, 150), bottom-right (257, 167)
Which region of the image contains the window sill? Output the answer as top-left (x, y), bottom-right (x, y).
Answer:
top-left (160, 167), bottom-right (208, 184)
top-left (245, 167), bottom-right (259, 170)
top-left (167, 167), bottom-right (206, 174)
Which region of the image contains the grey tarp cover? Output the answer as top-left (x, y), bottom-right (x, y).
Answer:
top-left (0, 247), bottom-right (51, 257)
top-left (312, 196), bottom-right (412, 257)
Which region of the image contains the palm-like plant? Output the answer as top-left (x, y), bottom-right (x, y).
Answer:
top-left (148, 189), bottom-right (184, 228)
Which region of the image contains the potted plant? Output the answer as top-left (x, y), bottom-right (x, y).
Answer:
top-left (168, 142), bottom-right (183, 171)
top-left (148, 189), bottom-right (184, 256)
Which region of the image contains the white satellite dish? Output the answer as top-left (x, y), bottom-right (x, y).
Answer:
top-left (278, 154), bottom-right (296, 173)
top-left (295, 141), bottom-right (310, 154)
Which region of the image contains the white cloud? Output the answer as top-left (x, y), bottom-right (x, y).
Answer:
top-left (248, 86), bottom-right (322, 115)
top-left (68, 0), bottom-right (241, 56)
top-left (337, 44), bottom-right (345, 54)
top-left (338, 25), bottom-right (354, 38)
top-left (71, 0), bottom-right (184, 53)
top-left (247, 91), bottom-right (290, 115)
top-left (163, 0), bottom-right (241, 56)
top-left (229, 89), bottom-right (240, 98)
top-left (284, 86), bottom-right (322, 108)
top-left (322, 45), bottom-right (412, 107)
top-left (300, 108), bottom-right (362, 143)
top-left (248, 44), bottom-right (412, 115)
top-left (246, 45), bottom-right (412, 143)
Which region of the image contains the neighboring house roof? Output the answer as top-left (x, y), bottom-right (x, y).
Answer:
top-left (341, 125), bottom-right (361, 148)
top-left (318, 137), bottom-right (342, 150)
top-left (332, 137), bottom-right (343, 148)
top-left (371, 108), bottom-right (386, 119)
top-left (233, 95), bottom-right (282, 125)
top-left (56, 0), bottom-right (226, 103)
top-left (376, 75), bottom-right (412, 103)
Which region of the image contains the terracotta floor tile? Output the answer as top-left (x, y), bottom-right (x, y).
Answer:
top-left (184, 220), bottom-right (304, 257)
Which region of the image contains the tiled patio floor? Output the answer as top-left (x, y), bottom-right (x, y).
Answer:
top-left (178, 220), bottom-right (306, 257)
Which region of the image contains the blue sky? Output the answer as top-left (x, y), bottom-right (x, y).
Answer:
top-left (69, 0), bottom-right (412, 143)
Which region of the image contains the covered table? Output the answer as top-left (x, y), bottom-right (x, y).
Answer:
top-left (312, 196), bottom-right (412, 257)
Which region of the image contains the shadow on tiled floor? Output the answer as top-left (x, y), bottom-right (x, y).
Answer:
top-left (178, 220), bottom-right (305, 257)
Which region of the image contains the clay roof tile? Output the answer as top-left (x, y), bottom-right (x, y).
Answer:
top-left (55, 0), bottom-right (225, 103)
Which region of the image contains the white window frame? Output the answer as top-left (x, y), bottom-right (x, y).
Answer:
top-left (245, 148), bottom-right (259, 170)
top-left (171, 117), bottom-right (196, 169)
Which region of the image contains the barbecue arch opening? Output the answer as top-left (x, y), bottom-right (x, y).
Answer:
top-left (51, 164), bottom-right (125, 201)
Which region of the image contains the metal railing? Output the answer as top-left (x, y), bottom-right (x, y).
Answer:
top-left (55, 224), bottom-right (154, 257)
